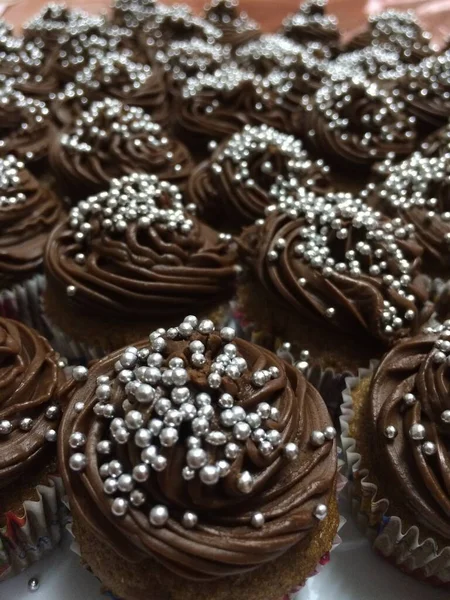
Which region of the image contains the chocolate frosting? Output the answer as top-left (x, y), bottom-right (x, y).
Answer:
top-left (0, 85), bottom-right (51, 163)
top-left (51, 52), bottom-right (168, 128)
top-left (0, 317), bottom-right (66, 489)
top-left (368, 324), bottom-right (450, 541)
top-left (280, 0), bottom-right (340, 48)
top-left (302, 78), bottom-right (417, 167)
top-left (177, 66), bottom-right (292, 150)
top-left (401, 51), bottom-right (450, 129)
top-left (49, 99), bottom-right (193, 201)
top-left (239, 195), bottom-right (434, 346)
top-left (187, 124), bottom-right (331, 230)
top-left (421, 121), bottom-right (450, 158)
top-left (44, 174), bottom-right (237, 322)
top-left (367, 152), bottom-right (450, 269)
top-left (203, 0), bottom-right (260, 48)
top-left (0, 155), bottom-right (62, 287)
top-left (59, 324), bottom-right (336, 580)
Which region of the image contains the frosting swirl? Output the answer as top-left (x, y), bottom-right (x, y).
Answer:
top-left (203, 0), bottom-right (260, 48)
top-left (421, 121), bottom-right (450, 158)
top-left (367, 322), bottom-right (450, 541)
top-left (49, 99), bottom-right (192, 201)
top-left (177, 66), bottom-right (292, 151)
top-left (302, 78), bottom-right (417, 167)
top-left (0, 155), bottom-right (62, 286)
top-left (0, 84), bottom-right (50, 163)
top-left (0, 317), bottom-right (65, 489)
top-left (367, 152), bottom-right (450, 270)
top-left (44, 174), bottom-right (237, 324)
top-left (239, 193), bottom-right (433, 346)
top-left (59, 318), bottom-right (337, 580)
top-left (187, 124), bottom-right (331, 230)
top-left (51, 51), bottom-right (168, 127)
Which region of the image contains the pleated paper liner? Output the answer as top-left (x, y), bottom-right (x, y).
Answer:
top-left (340, 364), bottom-right (450, 587)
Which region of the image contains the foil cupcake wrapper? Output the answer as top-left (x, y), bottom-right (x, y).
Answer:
top-left (339, 364), bottom-right (450, 586)
top-left (0, 475), bottom-right (69, 581)
top-left (0, 274), bottom-right (47, 332)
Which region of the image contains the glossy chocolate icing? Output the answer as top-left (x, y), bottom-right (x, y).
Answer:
top-left (59, 328), bottom-right (337, 580)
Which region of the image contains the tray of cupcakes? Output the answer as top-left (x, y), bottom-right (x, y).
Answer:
top-left (0, 1), bottom-right (449, 599)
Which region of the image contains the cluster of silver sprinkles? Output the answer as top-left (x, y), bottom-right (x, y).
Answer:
top-left (367, 9), bottom-right (435, 51)
top-left (66, 173), bottom-right (191, 281)
top-left (0, 155), bottom-right (27, 207)
top-left (67, 317), bottom-right (330, 529)
top-left (59, 98), bottom-right (164, 154)
top-left (205, 0), bottom-right (259, 33)
top-left (155, 38), bottom-right (231, 81)
top-left (384, 321), bottom-right (450, 456)
top-left (236, 34), bottom-right (331, 72)
top-left (326, 45), bottom-right (407, 83)
top-left (265, 193), bottom-right (421, 336)
top-left (210, 123), bottom-right (329, 190)
top-left (23, 3), bottom-right (105, 38)
top-left (142, 4), bottom-right (222, 43)
top-left (113, 0), bottom-right (158, 28)
top-left (369, 152), bottom-right (450, 230)
top-left (403, 52), bottom-right (450, 101)
top-left (310, 78), bottom-right (415, 149)
top-left (282, 0), bottom-right (338, 33)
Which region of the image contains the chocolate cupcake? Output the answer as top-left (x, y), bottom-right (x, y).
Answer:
top-left (187, 124), bottom-right (331, 232)
top-left (345, 9), bottom-right (435, 64)
top-left (203, 0), bottom-right (260, 48)
top-left (280, 0), bottom-right (340, 51)
top-left (155, 38), bottom-right (231, 98)
top-left (238, 192), bottom-right (434, 375)
top-left (366, 151), bottom-right (450, 276)
top-left (400, 51), bottom-right (450, 131)
top-left (59, 317), bottom-right (339, 600)
top-left (340, 322), bottom-right (450, 586)
top-left (235, 33), bottom-right (331, 76)
top-left (51, 51), bottom-right (168, 127)
top-left (0, 84), bottom-right (51, 166)
top-left (176, 66), bottom-right (293, 155)
top-left (44, 174), bottom-right (238, 350)
top-left (0, 154), bottom-right (62, 289)
top-left (49, 99), bottom-right (192, 202)
top-left (0, 317), bottom-right (68, 580)
top-left (302, 78), bottom-right (417, 171)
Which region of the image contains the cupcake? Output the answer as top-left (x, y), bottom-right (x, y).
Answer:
top-left (366, 151), bottom-right (450, 277)
top-left (0, 317), bottom-right (68, 580)
top-left (49, 98), bottom-right (193, 202)
top-left (301, 78), bottom-right (418, 172)
top-left (235, 33), bottom-right (332, 76)
top-left (238, 192), bottom-right (434, 376)
top-left (59, 317), bottom-right (339, 600)
top-left (0, 84), bottom-right (51, 167)
top-left (280, 0), bottom-right (340, 52)
top-left (400, 51), bottom-right (450, 131)
top-left (155, 38), bottom-right (231, 99)
top-left (345, 9), bottom-right (435, 64)
top-left (187, 124), bottom-right (331, 232)
top-left (176, 65), bottom-right (293, 155)
top-left (44, 173), bottom-right (238, 351)
top-left (203, 0), bottom-right (260, 48)
top-left (0, 154), bottom-right (62, 290)
top-left (50, 51), bottom-right (168, 127)
top-left (340, 322), bottom-right (450, 586)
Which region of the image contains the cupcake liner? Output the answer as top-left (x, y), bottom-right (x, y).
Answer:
top-left (0, 274), bottom-right (48, 333)
top-left (339, 363), bottom-right (450, 586)
top-left (66, 476), bottom-right (346, 600)
top-left (0, 475), bottom-right (69, 581)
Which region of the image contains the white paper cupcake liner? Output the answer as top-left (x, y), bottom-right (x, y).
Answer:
top-left (0, 475), bottom-right (69, 581)
top-left (339, 364), bottom-right (450, 586)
